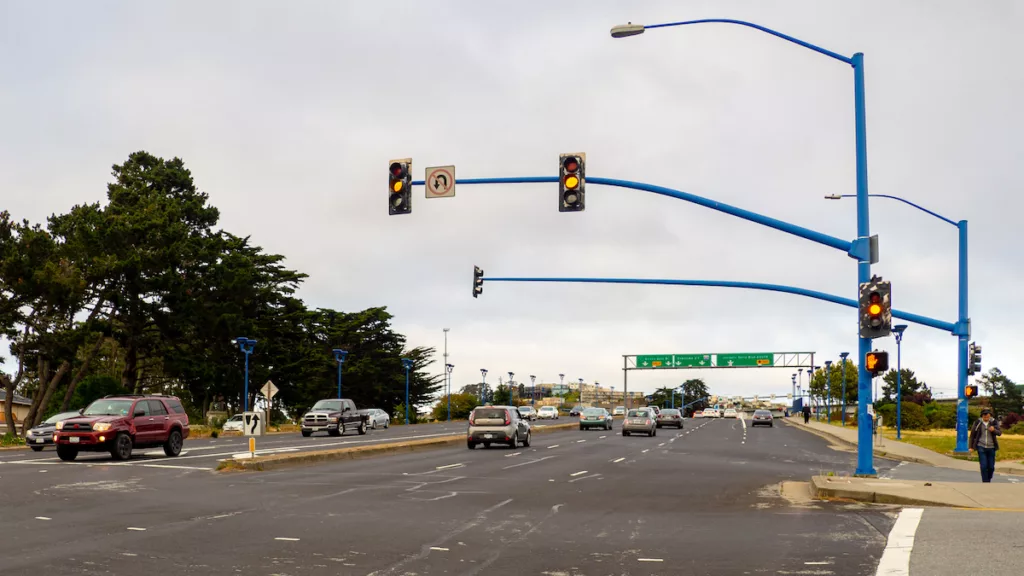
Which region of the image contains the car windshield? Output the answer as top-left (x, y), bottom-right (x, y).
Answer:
top-left (44, 411), bottom-right (80, 424)
top-left (540, 407), bottom-right (554, 411)
top-left (82, 400), bottom-right (133, 416)
top-left (311, 400), bottom-right (343, 411)
top-left (228, 414), bottom-right (244, 421)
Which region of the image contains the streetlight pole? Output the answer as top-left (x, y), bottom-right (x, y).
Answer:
top-left (791, 374), bottom-right (797, 414)
top-left (530, 375), bottom-right (536, 406)
top-left (443, 327), bottom-right (450, 408)
top-left (402, 358), bottom-right (414, 425)
top-left (508, 372), bottom-right (515, 406)
top-left (825, 360), bottom-right (834, 423)
top-left (446, 363), bottom-right (454, 421)
top-left (480, 369), bottom-right (488, 405)
top-left (332, 349), bottom-right (348, 399)
top-left (612, 16), bottom-right (875, 475)
top-left (826, 193), bottom-right (969, 454)
top-left (894, 324), bottom-right (908, 440)
top-left (579, 378), bottom-right (584, 408)
top-left (840, 352), bottom-right (850, 426)
top-left (233, 337), bottom-right (257, 412)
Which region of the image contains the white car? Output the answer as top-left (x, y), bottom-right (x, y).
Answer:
top-left (724, 409), bottom-right (738, 419)
top-left (537, 406), bottom-right (559, 420)
top-left (702, 408), bottom-right (719, 418)
top-left (222, 414), bottom-right (244, 432)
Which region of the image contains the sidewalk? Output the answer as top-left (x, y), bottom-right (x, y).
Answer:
top-left (785, 416), bottom-right (1024, 475)
top-left (810, 475), bottom-right (1024, 510)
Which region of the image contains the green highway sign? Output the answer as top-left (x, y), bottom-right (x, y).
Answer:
top-left (716, 353), bottom-right (774, 367)
top-left (672, 354), bottom-right (711, 367)
top-left (637, 355), bottom-right (673, 368)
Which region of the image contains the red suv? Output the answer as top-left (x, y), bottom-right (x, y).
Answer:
top-left (53, 394), bottom-right (190, 461)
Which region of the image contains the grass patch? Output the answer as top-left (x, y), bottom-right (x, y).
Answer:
top-left (1, 432), bottom-right (26, 447)
top-left (880, 429), bottom-right (1024, 462)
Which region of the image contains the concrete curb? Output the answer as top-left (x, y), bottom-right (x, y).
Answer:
top-left (810, 475), bottom-right (963, 508)
top-left (218, 422), bottom-right (580, 473)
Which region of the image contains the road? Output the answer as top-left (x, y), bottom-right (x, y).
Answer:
top-left (0, 417), bottom-right (1016, 575)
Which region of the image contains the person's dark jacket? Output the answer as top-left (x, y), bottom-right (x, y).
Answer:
top-left (969, 418), bottom-right (1002, 450)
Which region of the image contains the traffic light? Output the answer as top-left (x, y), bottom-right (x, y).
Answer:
top-left (388, 158), bottom-right (412, 215)
top-left (965, 384), bottom-right (979, 398)
top-left (558, 153), bottom-right (586, 212)
top-left (968, 342), bottom-right (982, 375)
top-left (472, 266), bottom-right (484, 298)
top-left (865, 350), bottom-right (889, 376)
top-left (859, 277), bottom-right (892, 339)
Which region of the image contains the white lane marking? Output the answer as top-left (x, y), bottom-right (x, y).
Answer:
top-left (599, 435), bottom-right (607, 439)
top-left (503, 456), bottom-right (554, 470)
top-left (569, 473), bottom-right (601, 483)
top-left (612, 457), bottom-right (625, 463)
top-left (569, 470), bottom-right (588, 477)
top-left (806, 561), bottom-right (833, 565)
top-left (547, 445), bottom-right (559, 449)
top-left (505, 452), bottom-right (521, 457)
top-left (35, 516), bottom-right (51, 520)
top-left (658, 443), bottom-right (665, 447)
top-left (874, 507), bottom-right (924, 576)
top-left (642, 449), bottom-right (649, 453)
top-left (137, 464), bottom-right (211, 471)
top-left (638, 558), bottom-right (663, 562)
top-left (435, 463), bottom-right (465, 470)
top-left (126, 527), bottom-right (146, 531)
top-left (576, 439), bottom-right (586, 443)
top-left (275, 537), bottom-right (300, 541)
top-left (430, 547), bottom-right (449, 551)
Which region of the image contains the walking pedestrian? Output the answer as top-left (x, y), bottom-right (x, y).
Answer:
top-left (802, 404), bottom-right (811, 424)
top-left (969, 408), bottom-right (1002, 483)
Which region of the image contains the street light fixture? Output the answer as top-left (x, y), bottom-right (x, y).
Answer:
top-left (480, 368), bottom-right (488, 404)
top-left (332, 349), bottom-right (348, 400)
top-left (610, 22), bottom-right (645, 38)
top-left (402, 358), bottom-right (414, 425)
top-left (893, 324), bottom-right (909, 440)
top-left (232, 337), bottom-right (258, 412)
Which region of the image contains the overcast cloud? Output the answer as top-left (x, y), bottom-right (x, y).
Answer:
top-left (1, 0), bottom-right (1021, 400)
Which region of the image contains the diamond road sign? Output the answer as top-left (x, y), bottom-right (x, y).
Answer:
top-left (716, 353), bottom-right (774, 367)
top-left (672, 354), bottom-right (711, 367)
top-left (637, 355), bottom-right (674, 368)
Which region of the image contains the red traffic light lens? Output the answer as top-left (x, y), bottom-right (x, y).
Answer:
top-left (870, 292), bottom-right (880, 304)
top-left (390, 162), bottom-right (406, 178)
top-left (563, 157), bottom-right (580, 173)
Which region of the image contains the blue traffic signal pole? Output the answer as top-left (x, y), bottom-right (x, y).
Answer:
top-left (234, 337), bottom-right (257, 412)
top-left (829, 194), bottom-right (969, 452)
top-left (333, 349), bottom-right (348, 400)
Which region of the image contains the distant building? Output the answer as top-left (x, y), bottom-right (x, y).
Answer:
top-left (0, 390), bottom-right (33, 425)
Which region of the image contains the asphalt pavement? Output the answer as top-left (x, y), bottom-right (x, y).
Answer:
top-left (0, 416), bottom-right (922, 575)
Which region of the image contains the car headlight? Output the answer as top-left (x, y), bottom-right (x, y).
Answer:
top-left (94, 423), bottom-right (112, 432)
top-left (55, 421), bottom-right (65, 430)
top-left (328, 416), bottom-right (339, 423)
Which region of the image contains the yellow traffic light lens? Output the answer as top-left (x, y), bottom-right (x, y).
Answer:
top-left (392, 180), bottom-right (404, 193)
top-left (564, 175), bottom-right (580, 190)
top-left (868, 303), bottom-right (881, 315)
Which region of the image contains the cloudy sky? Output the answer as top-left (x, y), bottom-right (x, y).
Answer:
top-left (2, 1), bottom-right (1021, 401)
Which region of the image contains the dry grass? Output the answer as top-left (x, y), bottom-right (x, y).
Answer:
top-left (880, 429), bottom-right (1024, 462)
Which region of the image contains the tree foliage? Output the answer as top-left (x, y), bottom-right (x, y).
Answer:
top-left (881, 369), bottom-right (931, 404)
top-left (808, 361), bottom-right (859, 404)
top-left (0, 152), bottom-right (441, 434)
top-left (976, 368), bottom-right (1022, 417)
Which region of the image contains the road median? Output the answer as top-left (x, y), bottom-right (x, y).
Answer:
top-left (217, 421), bottom-right (580, 472)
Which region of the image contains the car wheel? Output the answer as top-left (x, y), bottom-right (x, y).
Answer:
top-left (483, 442), bottom-right (491, 448)
top-left (371, 420), bottom-right (377, 429)
top-left (769, 423), bottom-right (773, 427)
top-left (110, 433), bottom-right (133, 461)
top-left (56, 445), bottom-right (78, 461)
top-left (579, 425), bottom-right (584, 431)
top-left (652, 428), bottom-right (657, 437)
top-left (301, 430), bottom-right (312, 437)
top-left (358, 421), bottom-right (367, 435)
top-left (328, 425), bottom-right (341, 437)
top-left (509, 432), bottom-right (518, 448)
top-left (622, 430), bottom-right (629, 436)
top-left (467, 441), bottom-right (476, 450)
top-left (163, 429), bottom-right (183, 457)
top-left (31, 445), bottom-right (44, 452)
top-left (384, 420), bottom-right (389, 429)
top-left (522, 431), bottom-right (531, 447)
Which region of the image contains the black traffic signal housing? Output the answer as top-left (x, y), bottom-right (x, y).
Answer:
top-left (859, 277), bottom-right (892, 339)
top-left (965, 384), bottom-right (979, 398)
top-left (865, 350), bottom-right (889, 376)
top-left (558, 153), bottom-right (586, 212)
top-left (968, 342), bottom-right (982, 375)
top-left (472, 266), bottom-right (484, 298)
top-left (388, 158), bottom-right (412, 215)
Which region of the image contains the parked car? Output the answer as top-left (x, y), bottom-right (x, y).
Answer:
top-left (656, 408), bottom-right (684, 429)
top-left (359, 408), bottom-right (390, 429)
top-left (517, 406), bottom-right (538, 421)
top-left (579, 407), bottom-right (613, 430)
top-left (222, 414), bottom-right (244, 432)
top-left (53, 394), bottom-right (190, 461)
top-left (622, 408), bottom-right (657, 437)
top-left (467, 405), bottom-right (531, 449)
top-left (751, 410), bottom-right (774, 427)
top-left (301, 398), bottom-right (369, 437)
top-left (537, 406), bottom-right (559, 420)
top-left (25, 410), bottom-right (81, 451)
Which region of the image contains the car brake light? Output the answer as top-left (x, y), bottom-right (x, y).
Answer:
top-left (504, 411), bottom-right (511, 426)
top-left (645, 419), bottom-right (651, 425)
top-left (469, 414), bottom-right (475, 425)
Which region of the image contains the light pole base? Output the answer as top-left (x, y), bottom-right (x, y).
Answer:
top-left (853, 473), bottom-right (878, 479)
top-left (953, 450), bottom-right (971, 457)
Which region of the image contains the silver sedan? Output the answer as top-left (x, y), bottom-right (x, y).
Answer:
top-left (622, 408), bottom-right (657, 437)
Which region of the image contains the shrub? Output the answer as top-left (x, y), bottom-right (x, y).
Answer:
top-left (924, 402), bottom-right (957, 429)
top-left (1001, 412), bottom-right (1023, 429)
top-left (877, 402), bottom-right (928, 431)
top-left (1007, 422), bottom-right (1024, 436)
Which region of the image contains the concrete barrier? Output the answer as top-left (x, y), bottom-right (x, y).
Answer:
top-left (218, 421), bottom-right (580, 473)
